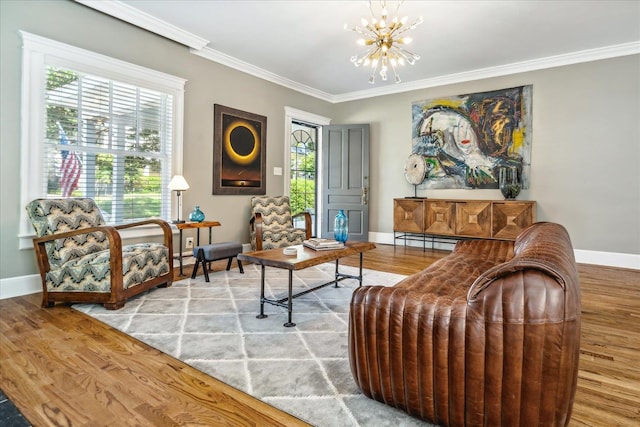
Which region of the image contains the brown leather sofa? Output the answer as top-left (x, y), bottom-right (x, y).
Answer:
top-left (349, 222), bottom-right (581, 426)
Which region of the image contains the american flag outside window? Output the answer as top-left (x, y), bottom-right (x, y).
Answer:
top-left (57, 123), bottom-right (81, 197)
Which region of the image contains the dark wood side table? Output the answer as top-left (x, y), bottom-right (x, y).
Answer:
top-left (175, 221), bottom-right (221, 276)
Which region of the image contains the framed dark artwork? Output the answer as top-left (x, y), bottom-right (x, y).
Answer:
top-left (213, 104), bottom-right (266, 195)
top-left (411, 85), bottom-right (533, 190)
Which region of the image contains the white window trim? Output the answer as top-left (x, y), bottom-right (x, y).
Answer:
top-left (283, 107), bottom-right (331, 237)
top-left (18, 31), bottom-right (187, 249)
top-left (283, 107), bottom-right (331, 196)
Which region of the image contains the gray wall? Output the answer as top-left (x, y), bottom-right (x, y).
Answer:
top-left (1, 0), bottom-right (638, 282)
top-left (332, 56), bottom-right (640, 255)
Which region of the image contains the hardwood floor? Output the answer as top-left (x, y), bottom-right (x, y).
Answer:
top-left (1, 244), bottom-right (638, 426)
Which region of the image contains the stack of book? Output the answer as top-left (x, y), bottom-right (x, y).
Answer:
top-left (303, 238), bottom-right (345, 251)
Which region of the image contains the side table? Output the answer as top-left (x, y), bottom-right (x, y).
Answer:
top-left (175, 221), bottom-right (221, 276)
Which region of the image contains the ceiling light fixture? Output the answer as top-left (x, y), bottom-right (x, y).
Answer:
top-left (346, 0), bottom-right (423, 84)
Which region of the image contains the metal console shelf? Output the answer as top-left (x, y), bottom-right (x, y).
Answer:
top-left (393, 231), bottom-right (465, 251)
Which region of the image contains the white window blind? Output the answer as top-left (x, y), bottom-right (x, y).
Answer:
top-left (19, 32), bottom-right (186, 249)
top-left (45, 66), bottom-right (173, 223)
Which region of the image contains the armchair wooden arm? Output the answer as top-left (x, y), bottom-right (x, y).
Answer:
top-left (32, 225), bottom-right (120, 276)
top-left (292, 211), bottom-right (312, 240)
top-left (250, 213), bottom-right (265, 251)
top-left (114, 218), bottom-right (174, 258)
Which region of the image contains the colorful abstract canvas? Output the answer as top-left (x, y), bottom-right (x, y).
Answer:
top-left (411, 85), bottom-right (532, 189)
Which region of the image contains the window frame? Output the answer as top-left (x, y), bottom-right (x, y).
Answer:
top-left (18, 31), bottom-right (186, 250)
top-left (283, 107), bottom-right (330, 237)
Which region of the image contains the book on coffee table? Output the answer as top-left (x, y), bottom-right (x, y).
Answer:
top-left (303, 238), bottom-right (344, 251)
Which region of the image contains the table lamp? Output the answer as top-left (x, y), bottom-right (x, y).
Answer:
top-left (168, 175), bottom-right (190, 223)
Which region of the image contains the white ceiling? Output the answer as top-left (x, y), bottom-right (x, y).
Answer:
top-left (77, 0), bottom-right (640, 102)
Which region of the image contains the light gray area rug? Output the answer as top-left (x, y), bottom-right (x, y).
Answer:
top-left (74, 263), bottom-right (433, 427)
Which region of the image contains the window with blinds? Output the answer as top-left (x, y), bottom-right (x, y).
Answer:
top-left (19, 32), bottom-right (185, 247)
top-left (45, 66), bottom-right (173, 223)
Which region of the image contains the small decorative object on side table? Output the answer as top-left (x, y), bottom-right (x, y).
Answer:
top-left (189, 205), bottom-right (205, 222)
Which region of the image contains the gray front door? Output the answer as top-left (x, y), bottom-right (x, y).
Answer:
top-left (321, 124), bottom-right (370, 241)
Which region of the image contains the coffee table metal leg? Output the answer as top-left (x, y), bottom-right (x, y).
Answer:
top-left (334, 259), bottom-right (340, 287)
top-left (256, 264), bottom-right (268, 319)
top-left (284, 270), bottom-right (296, 327)
top-left (358, 252), bottom-right (364, 286)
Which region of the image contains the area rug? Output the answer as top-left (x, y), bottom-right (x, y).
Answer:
top-left (73, 263), bottom-right (433, 427)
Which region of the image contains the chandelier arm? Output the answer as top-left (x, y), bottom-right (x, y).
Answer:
top-left (393, 0), bottom-right (405, 16)
top-left (350, 26), bottom-right (377, 39)
top-left (393, 25), bottom-right (415, 38)
top-left (366, 0), bottom-right (382, 23)
top-left (386, 24), bottom-right (404, 38)
top-left (389, 59), bottom-right (401, 83)
top-left (396, 46), bottom-right (420, 59)
top-left (352, 44), bottom-right (383, 66)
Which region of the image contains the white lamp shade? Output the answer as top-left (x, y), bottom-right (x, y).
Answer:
top-left (168, 175), bottom-right (190, 191)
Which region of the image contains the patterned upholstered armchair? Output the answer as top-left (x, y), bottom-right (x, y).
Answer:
top-left (249, 196), bottom-right (312, 251)
top-left (26, 198), bottom-right (173, 309)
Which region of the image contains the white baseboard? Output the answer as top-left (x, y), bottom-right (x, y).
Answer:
top-left (369, 232), bottom-right (640, 270)
top-left (0, 274), bottom-right (41, 300)
top-left (573, 249), bottom-right (640, 270)
top-left (2, 236), bottom-right (637, 301)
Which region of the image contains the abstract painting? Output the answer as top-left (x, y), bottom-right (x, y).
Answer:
top-left (213, 104), bottom-right (266, 195)
top-left (411, 85), bottom-right (532, 189)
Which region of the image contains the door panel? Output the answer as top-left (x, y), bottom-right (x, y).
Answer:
top-left (321, 124), bottom-right (370, 241)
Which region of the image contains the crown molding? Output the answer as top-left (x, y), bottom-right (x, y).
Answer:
top-left (75, 0), bottom-right (640, 104)
top-left (190, 47), bottom-right (334, 102)
top-left (74, 0), bottom-right (209, 50)
top-left (333, 41), bottom-right (640, 103)
top-left (195, 41), bottom-right (640, 104)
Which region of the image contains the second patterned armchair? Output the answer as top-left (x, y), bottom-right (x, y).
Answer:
top-left (249, 196), bottom-right (312, 251)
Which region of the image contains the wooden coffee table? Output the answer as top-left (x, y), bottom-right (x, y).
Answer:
top-left (237, 241), bottom-right (376, 327)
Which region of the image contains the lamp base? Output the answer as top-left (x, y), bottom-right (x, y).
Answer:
top-left (172, 219), bottom-right (186, 224)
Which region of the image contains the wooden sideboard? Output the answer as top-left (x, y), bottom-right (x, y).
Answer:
top-left (393, 198), bottom-right (536, 247)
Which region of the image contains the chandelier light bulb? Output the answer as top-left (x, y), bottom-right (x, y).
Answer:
top-left (347, 0), bottom-right (423, 84)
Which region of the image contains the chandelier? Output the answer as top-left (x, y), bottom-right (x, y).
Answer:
top-left (346, 1), bottom-right (423, 84)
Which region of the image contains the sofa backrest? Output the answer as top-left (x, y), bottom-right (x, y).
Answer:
top-left (26, 198), bottom-right (109, 267)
